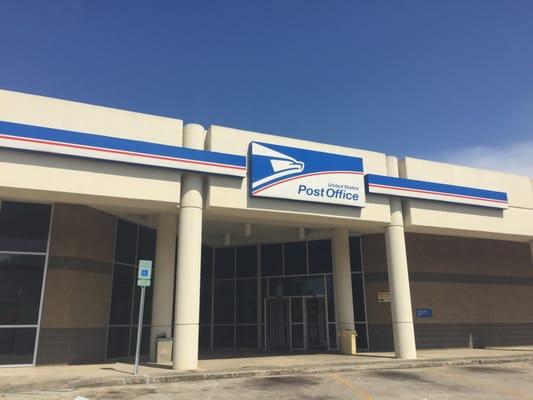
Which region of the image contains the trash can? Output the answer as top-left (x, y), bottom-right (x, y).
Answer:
top-left (339, 329), bottom-right (357, 355)
top-left (156, 337), bottom-right (173, 364)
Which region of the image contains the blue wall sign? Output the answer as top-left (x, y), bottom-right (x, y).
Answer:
top-left (249, 142), bottom-right (366, 207)
top-left (366, 174), bottom-right (508, 209)
top-left (0, 120), bottom-right (246, 177)
top-left (416, 308), bottom-right (433, 318)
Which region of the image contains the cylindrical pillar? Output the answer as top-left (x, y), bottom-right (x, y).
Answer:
top-left (384, 156), bottom-right (417, 359)
top-left (332, 227), bottom-right (355, 333)
top-left (149, 213), bottom-right (177, 361)
top-left (173, 123), bottom-right (206, 371)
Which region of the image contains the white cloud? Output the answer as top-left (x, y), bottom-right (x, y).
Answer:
top-left (432, 140), bottom-right (533, 177)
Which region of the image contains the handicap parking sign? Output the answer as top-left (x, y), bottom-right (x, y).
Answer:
top-left (138, 260), bottom-right (152, 280)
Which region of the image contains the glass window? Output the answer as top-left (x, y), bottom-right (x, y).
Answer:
top-left (199, 279), bottom-right (212, 325)
top-left (291, 297), bottom-right (303, 323)
top-left (328, 324), bottom-right (337, 349)
top-left (129, 326), bottom-right (151, 356)
top-left (349, 237), bottom-right (362, 272)
top-left (291, 324), bottom-right (304, 348)
top-left (213, 325), bottom-right (234, 348)
top-left (199, 325), bottom-right (211, 349)
top-left (213, 280), bottom-right (234, 324)
top-left (236, 325), bottom-right (257, 348)
top-left (352, 274), bottom-right (366, 322)
top-left (109, 264), bottom-right (134, 325)
top-left (269, 276), bottom-right (325, 297)
top-left (201, 247), bottom-right (213, 280)
top-left (115, 220), bottom-right (137, 265)
top-left (284, 242), bottom-right (307, 275)
top-left (326, 275), bottom-right (335, 322)
top-left (355, 323), bottom-right (368, 349)
top-left (214, 248), bottom-right (235, 279)
top-left (137, 226), bottom-right (156, 264)
top-left (0, 254), bottom-right (45, 325)
top-left (0, 328), bottom-right (37, 364)
top-left (308, 240), bottom-right (332, 274)
top-left (236, 279), bottom-right (257, 323)
top-left (107, 327), bottom-right (130, 359)
top-left (0, 202), bottom-right (51, 252)
top-left (236, 246), bottom-right (257, 278)
top-left (132, 282), bottom-right (153, 325)
top-left (260, 243), bottom-right (282, 277)
top-left (108, 219), bottom-right (161, 360)
top-left (262, 278), bottom-right (268, 302)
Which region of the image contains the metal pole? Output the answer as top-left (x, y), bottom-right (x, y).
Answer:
top-left (134, 286), bottom-right (146, 375)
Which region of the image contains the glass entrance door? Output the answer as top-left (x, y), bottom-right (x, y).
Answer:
top-left (266, 296), bottom-right (328, 351)
top-left (267, 298), bottom-right (290, 349)
top-left (305, 297), bottom-right (327, 349)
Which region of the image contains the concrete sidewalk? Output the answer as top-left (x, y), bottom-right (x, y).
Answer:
top-left (1, 347), bottom-right (533, 394)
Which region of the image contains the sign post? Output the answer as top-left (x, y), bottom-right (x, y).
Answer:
top-left (134, 260), bottom-right (152, 375)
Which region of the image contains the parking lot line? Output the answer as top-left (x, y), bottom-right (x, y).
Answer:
top-left (329, 373), bottom-right (374, 400)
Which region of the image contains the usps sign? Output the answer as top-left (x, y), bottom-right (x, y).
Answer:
top-left (248, 142), bottom-right (366, 207)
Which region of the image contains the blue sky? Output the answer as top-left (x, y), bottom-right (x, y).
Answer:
top-left (1, 1), bottom-right (532, 174)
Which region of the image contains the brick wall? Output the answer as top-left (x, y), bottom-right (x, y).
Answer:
top-left (37, 204), bottom-right (115, 364)
top-left (362, 233), bottom-right (533, 351)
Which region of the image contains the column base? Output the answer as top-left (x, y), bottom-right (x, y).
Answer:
top-left (392, 322), bottom-right (417, 359)
top-left (173, 324), bottom-right (200, 370)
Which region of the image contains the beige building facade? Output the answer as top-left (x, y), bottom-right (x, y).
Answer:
top-left (0, 89), bottom-right (531, 368)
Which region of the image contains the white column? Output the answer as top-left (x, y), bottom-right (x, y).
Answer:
top-left (384, 156), bottom-right (417, 359)
top-left (332, 227), bottom-right (355, 333)
top-left (149, 213), bottom-right (177, 361)
top-left (173, 123), bottom-right (206, 371)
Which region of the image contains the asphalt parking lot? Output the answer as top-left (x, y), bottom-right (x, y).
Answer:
top-left (3, 361), bottom-right (533, 400)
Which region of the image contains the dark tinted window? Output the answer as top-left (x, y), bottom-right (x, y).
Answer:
top-left (199, 279), bottom-right (212, 324)
top-left (292, 324), bottom-right (304, 348)
top-left (236, 325), bottom-right (257, 348)
top-left (284, 242), bottom-right (307, 275)
top-left (328, 324), bottom-right (337, 349)
top-left (201, 247), bottom-right (213, 280)
top-left (236, 246), bottom-right (257, 278)
top-left (308, 240), bottom-right (332, 273)
top-left (0, 328), bottom-right (36, 364)
top-left (0, 254), bottom-right (45, 325)
top-left (129, 326), bottom-right (151, 356)
top-left (0, 202), bottom-right (51, 252)
top-left (137, 226), bottom-right (156, 264)
top-left (236, 279), bottom-right (257, 323)
top-left (214, 248), bottom-right (234, 279)
top-left (109, 264), bottom-right (134, 324)
top-left (132, 281), bottom-right (153, 325)
top-left (107, 327), bottom-right (130, 358)
top-left (213, 280), bottom-right (234, 324)
top-left (115, 220), bottom-right (137, 265)
top-left (291, 297), bottom-right (303, 323)
top-left (326, 275), bottom-right (335, 322)
top-left (213, 325), bottom-right (234, 347)
top-left (260, 243), bottom-right (282, 276)
top-left (349, 237), bottom-right (362, 272)
top-left (269, 276), bottom-right (325, 297)
top-left (199, 326), bottom-right (211, 349)
top-left (352, 274), bottom-right (366, 322)
top-left (355, 323), bottom-right (368, 349)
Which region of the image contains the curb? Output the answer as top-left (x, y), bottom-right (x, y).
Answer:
top-left (3, 354), bottom-right (533, 393)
